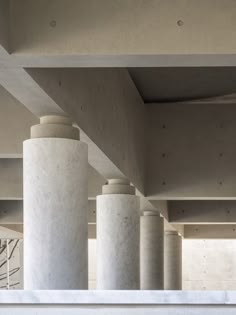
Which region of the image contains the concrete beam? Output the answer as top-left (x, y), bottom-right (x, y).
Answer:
top-left (88, 200), bottom-right (96, 224)
top-left (147, 102), bottom-right (236, 199)
top-left (138, 199), bottom-right (182, 235)
top-left (184, 224), bottom-right (236, 239)
top-left (5, 0), bottom-right (236, 67)
top-left (26, 68), bottom-right (146, 192)
top-left (0, 199), bottom-right (96, 239)
top-left (164, 219), bottom-right (184, 237)
top-left (0, 76), bottom-right (124, 184)
top-left (0, 0), bottom-right (9, 53)
top-left (0, 200), bottom-right (93, 239)
top-left (169, 201), bottom-right (236, 224)
top-left (149, 200), bottom-right (169, 220)
top-left (88, 224), bottom-right (96, 239)
top-left (0, 201), bottom-right (23, 224)
top-left (0, 86), bottom-right (37, 157)
top-left (88, 166), bottom-right (106, 200)
top-left (0, 224), bottom-right (23, 234)
top-left (0, 158), bottom-right (105, 200)
top-left (0, 198), bottom-right (165, 226)
top-left (0, 67), bottom-right (145, 191)
top-left (0, 159), bottom-right (22, 200)
top-left (0, 199), bottom-right (96, 225)
top-left (0, 225), bottom-right (23, 239)
top-left (0, 198), bottom-right (182, 237)
top-left (0, 68), bottom-right (63, 117)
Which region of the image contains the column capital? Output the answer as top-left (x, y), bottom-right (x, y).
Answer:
top-left (31, 115), bottom-right (80, 140)
top-left (102, 178), bottom-right (135, 195)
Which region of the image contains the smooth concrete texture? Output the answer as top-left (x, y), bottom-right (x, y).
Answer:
top-left (26, 68), bottom-right (146, 194)
top-left (24, 137), bottom-right (88, 289)
top-left (102, 179), bottom-right (135, 195)
top-left (0, 201), bottom-right (23, 224)
top-left (9, 0), bottom-right (236, 58)
top-left (147, 102), bottom-right (236, 200)
top-left (0, 67), bottom-right (128, 188)
top-left (183, 239), bottom-right (236, 290)
top-left (31, 115), bottom-right (80, 139)
top-left (169, 200), bottom-right (236, 224)
top-left (84, 238), bottom-right (236, 290)
top-left (140, 211), bottom-right (164, 290)
top-left (96, 190), bottom-right (140, 289)
top-left (2, 1), bottom-right (236, 223)
top-left (0, 159), bottom-right (23, 199)
top-left (164, 231), bottom-right (182, 290)
top-left (129, 68), bottom-right (236, 103)
top-left (1, 200), bottom-right (96, 225)
top-left (0, 157), bottom-right (104, 201)
top-left (88, 165), bottom-right (106, 199)
top-left (0, 86), bottom-right (37, 157)
top-left (0, 225), bottom-right (22, 239)
top-left (184, 224), bottom-right (236, 239)
top-left (0, 0), bottom-right (9, 53)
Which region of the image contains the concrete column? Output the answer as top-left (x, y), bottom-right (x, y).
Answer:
top-left (164, 231), bottom-right (182, 290)
top-left (140, 211), bottom-right (164, 290)
top-left (96, 179), bottom-right (140, 289)
top-left (24, 115), bottom-right (88, 289)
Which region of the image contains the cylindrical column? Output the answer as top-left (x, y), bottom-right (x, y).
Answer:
top-left (24, 115), bottom-right (88, 289)
top-left (97, 179), bottom-right (140, 289)
top-left (164, 231), bottom-right (182, 290)
top-left (140, 211), bottom-right (164, 290)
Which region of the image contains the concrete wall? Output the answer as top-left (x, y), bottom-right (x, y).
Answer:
top-left (1, 238), bottom-right (235, 291)
top-left (183, 239), bottom-right (236, 290)
top-left (147, 102), bottom-right (236, 199)
top-left (89, 239), bottom-right (236, 290)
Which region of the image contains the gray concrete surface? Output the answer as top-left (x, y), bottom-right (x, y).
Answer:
top-left (0, 290), bottom-right (236, 314)
top-left (24, 118), bottom-right (88, 289)
top-left (164, 231), bottom-right (182, 290)
top-left (183, 239), bottom-right (236, 290)
top-left (147, 102), bottom-right (236, 199)
top-left (140, 212), bottom-right (164, 289)
top-left (96, 181), bottom-right (140, 289)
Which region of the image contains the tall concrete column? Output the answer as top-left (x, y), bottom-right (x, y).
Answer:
top-left (24, 115), bottom-right (88, 289)
top-left (97, 179), bottom-right (140, 289)
top-left (140, 211), bottom-right (164, 290)
top-left (164, 231), bottom-right (182, 290)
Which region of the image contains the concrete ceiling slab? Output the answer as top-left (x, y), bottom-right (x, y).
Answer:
top-left (129, 67), bottom-right (236, 103)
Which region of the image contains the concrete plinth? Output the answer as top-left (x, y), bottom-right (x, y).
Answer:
top-left (23, 116), bottom-right (88, 289)
top-left (96, 179), bottom-right (140, 289)
top-left (140, 211), bottom-right (164, 290)
top-left (164, 231), bottom-right (182, 290)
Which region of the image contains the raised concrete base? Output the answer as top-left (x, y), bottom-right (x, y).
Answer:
top-left (0, 291), bottom-right (235, 315)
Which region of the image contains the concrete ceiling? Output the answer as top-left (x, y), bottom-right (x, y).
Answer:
top-left (3, 1), bottom-right (236, 238)
top-left (129, 67), bottom-right (236, 103)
